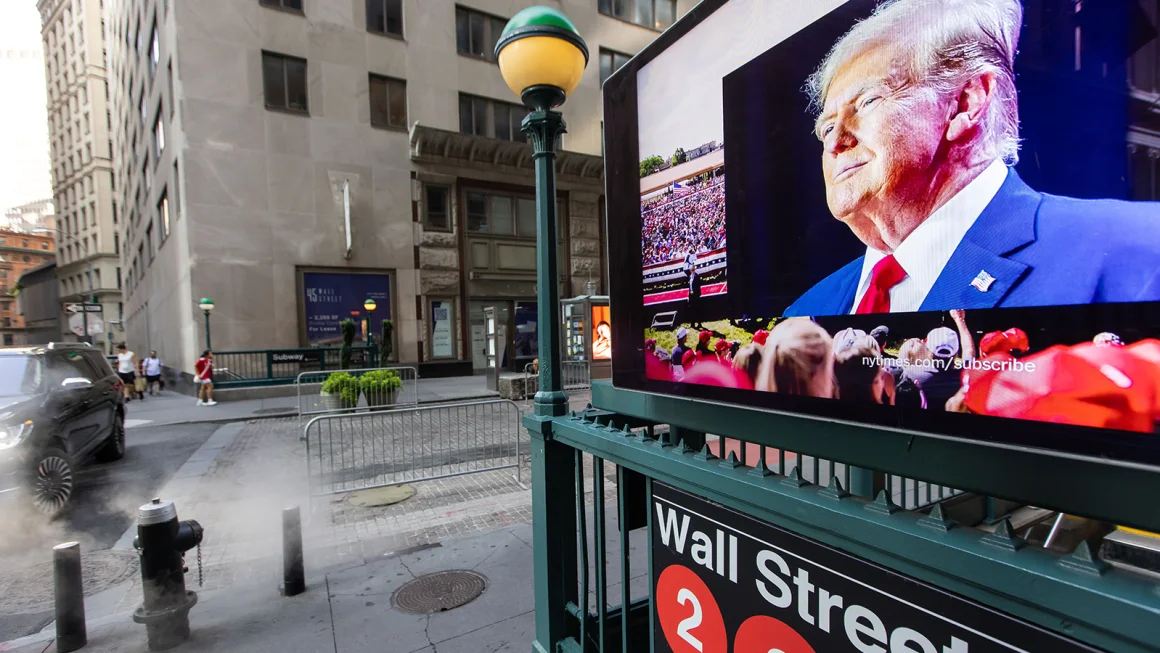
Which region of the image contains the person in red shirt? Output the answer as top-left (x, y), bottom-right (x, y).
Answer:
top-left (194, 349), bottom-right (217, 406)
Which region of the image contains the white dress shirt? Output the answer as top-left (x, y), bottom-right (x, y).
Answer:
top-left (850, 159), bottom-right (1010, 314)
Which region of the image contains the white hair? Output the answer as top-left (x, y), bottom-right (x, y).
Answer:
top-left (807, 0), bottom-right (1023, 165)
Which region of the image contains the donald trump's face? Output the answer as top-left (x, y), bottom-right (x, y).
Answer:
top-left (816, 43), bottom-right (950, 251)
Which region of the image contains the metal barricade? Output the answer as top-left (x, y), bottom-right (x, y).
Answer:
top-left (303, 399), bottom-right (525, 500)
top-left (522, 362), bottom-right (539, 402)
top-left (523, 361), bottom-right (590, 399)
top-left (562, 360), bottom-right (591, 391)
top-left (296, 366), bottom-right (418, 425)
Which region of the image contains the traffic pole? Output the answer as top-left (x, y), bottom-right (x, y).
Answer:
top-left (53, 541), bottom-right (87, 652)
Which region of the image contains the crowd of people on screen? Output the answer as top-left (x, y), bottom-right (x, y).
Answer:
top-left (641, 174), bottom-right (726, 266)
top-left (645, 312), bottom-right (1160, 433)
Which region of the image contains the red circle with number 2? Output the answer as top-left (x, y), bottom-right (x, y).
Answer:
top-left (734, 615), bottom-right (817, 653)
top-left (656, 564), bottom-right (727, 653)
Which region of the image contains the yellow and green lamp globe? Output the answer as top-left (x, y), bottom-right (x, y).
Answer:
top-left (495, 6), bottom-right (588, 110)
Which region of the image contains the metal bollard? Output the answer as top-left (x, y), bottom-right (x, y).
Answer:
top-left (131, 498), bottom-right (203, 651)
top-left (282, 506), bottom-right (305, 596)
top-left (53, 541), bottom-right (87, 652)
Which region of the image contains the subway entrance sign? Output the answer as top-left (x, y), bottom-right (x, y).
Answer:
top-left (652, 482), bottom-right (1100, 653)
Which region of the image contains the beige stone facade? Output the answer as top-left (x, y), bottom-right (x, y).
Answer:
top-left (102, 0), bottom-right (693, 373)
top-left (38, 0), bottom-right (125, 353)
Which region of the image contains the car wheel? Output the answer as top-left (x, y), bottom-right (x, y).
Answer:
top-left (31, 448), bottom-right (74, 517)
top-left (96, 412), bottom-right (127, 463)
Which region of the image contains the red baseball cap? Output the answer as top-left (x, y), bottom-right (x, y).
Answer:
top-left (752, 329), bottom-right (770, 346)
top-left (681, 349), bottom-right (696, 366)
top-left (963, 342), bottom-right (1158, 433)
top-left (698, 330), bottom-right (712, 343)
top-left (978, 328), bottom-right (1030, 357)
top-left (713, 339), bottom-right (729, 352)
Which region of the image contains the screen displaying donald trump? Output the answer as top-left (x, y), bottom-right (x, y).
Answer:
top-left (611, 0), bottom-right (1160, 458)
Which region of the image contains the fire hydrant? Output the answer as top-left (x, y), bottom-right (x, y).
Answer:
top-left (131, 498), bottom-right (203, 651)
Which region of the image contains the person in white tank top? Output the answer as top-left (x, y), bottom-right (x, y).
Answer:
top-left (115, 344), bottom-right (138, 402)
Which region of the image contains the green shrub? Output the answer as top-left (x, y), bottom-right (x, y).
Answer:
top-left (321, 371), bottom-right (360, 408)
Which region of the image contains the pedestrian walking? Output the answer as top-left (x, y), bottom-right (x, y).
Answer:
top-left (134, 357), bottom-right (147, 400)
top-left (143, 350), bottom-right (163, 395)
top-left (194, 349), bottom-right (217, 406)
top-left (115, 344), bottom-right (139, 403)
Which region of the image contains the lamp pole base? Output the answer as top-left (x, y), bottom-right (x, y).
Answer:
top-left (533, 391), bottom-right (569, 417)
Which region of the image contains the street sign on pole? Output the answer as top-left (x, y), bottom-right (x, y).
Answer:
top-left (67, 313), bottom-right (104, 336)
top-left (65, 303), bottom-right (102, 314)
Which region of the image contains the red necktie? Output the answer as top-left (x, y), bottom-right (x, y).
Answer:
top-left (854, 255), bottom-right (907, 314)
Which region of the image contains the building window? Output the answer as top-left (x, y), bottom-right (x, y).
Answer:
top-left (41, 242), bottom-right (48, 250)
top-left (260, 0), bottom-right (303, 11)
top-left (428, 299), bottom-right (457, 359)
top-left (598, 0), bottom-right (675, 30)
top-left (172, 161), bottom-right (180, 217)
top-left (599, 48), bottom-right (631, 86)
top-left (167, 60), bottom-right (174, 117)
top-left (458, 94), bottom-right (524, 142)
top-left (424, 185), bottom-right (450, 232)
top-left (368, 74), bottom-right (407, 130)
top-left (149, 24), bottom-right (159, 76)
top-left (145, 225), bottom-right (153, 263)
top-left (153, 112), bottom-right (165, 157)
top-left (464, 190), bottom-right (536, 237)
top-left (455, 7), bottom-right (506, 61)
top-left (114, 233), bottom-right (119, 254)
top-left (366, 0), bottom-right (403, 37)
top-left (159, 192), bottom-right (170, 238)
top-left (261, 51), bottom-right (309, 113)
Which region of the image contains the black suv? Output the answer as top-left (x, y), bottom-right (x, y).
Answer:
top-left (0, 343), bottom-right (126, 517)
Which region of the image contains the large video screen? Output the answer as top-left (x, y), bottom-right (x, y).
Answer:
top-left (604, 0), bottom-right (1160, 465)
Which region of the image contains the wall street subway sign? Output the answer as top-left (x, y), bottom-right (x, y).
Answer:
top-left (651, 483), bottom-right (1100, 653)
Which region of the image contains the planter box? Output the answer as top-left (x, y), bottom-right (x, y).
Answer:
top-left (320, 392), bottom-right (359, 412)
top-left (366, 389), bottom-right (398, 408)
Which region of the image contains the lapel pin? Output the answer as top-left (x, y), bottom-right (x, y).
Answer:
top-left (970, 270), bottom-right (996, 292)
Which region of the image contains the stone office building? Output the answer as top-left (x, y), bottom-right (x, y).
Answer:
top-left (37, 0), bottom-right (126, 354)
top-left (103, 0), bottom-right (694, 374)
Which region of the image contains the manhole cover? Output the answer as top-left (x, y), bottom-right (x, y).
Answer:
top-left (0, 549), bottom-right (139, 615)
top-left (253, 407), bottom-right (296, 415)
top-left (345, 485), bottom-right (415, 507)
top-left (392, 570), bottom-right (487, 614)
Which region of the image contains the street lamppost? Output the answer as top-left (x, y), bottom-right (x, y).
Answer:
top-left (35, 227), bottom-right (97, 346)
top-left (495, 6), bottom-right (587, 418)
top-left (363, 298), bottom-right (376, 350)
top-left (199, 298), bottom-right (214, 350)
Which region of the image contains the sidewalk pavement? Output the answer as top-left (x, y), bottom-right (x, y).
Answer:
top-left (123, 376), bottom-right (501, 429)
top-left (2, 520), bottom-right (648, 653)
top-left (1, 525), bottom-right (537, 653)
top-left (2, 393), bottom-right (623, 652)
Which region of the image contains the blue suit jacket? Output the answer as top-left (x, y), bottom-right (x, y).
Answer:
top-left (783, 170), bottom-right (1160, 317)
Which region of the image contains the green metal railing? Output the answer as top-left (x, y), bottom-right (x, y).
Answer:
top-left (523, 383), bottom-right (1160, 653)
top-left (212, 347), bottom-right (379, 388)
